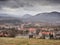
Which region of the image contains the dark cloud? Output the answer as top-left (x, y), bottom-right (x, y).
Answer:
top-left (0, 0), bottom-right (7, 1)
top-left (0, 0), bottom-right (33, 8)
top-left (28, 0), bottom-right (60, 5)
top-left (48, 0), bottom-right (60, 3)
top-left (0, 0), bottom-right (60, 9)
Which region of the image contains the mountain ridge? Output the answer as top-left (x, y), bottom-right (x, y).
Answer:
top-left (22, 11), bottom-right (60, 25)
top-left (21, 14), bottom-right (32, 19)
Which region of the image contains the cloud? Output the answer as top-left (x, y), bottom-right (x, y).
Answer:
top-left (0, 0), bottom-right (60, 14)
top-left (48, 0), bottom-right (60, 3)
top-left (0, 0), bottom-right (7, 1)
top-left (0, 0), bottom-right (33, 8)
top-left (0, 0), bottom-right (60, 8)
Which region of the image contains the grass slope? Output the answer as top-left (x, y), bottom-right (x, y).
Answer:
top-left (0, 37), bottom-right (60, 45)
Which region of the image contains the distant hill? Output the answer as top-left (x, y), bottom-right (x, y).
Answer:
top-left (23, 11), bottom-right (60, 25)
top-left (22, 14), bottom-right (32, 19)
top-left (0, 13), bottom-right (11, 17)
top-left (0, 13), bottom-right (22, 24)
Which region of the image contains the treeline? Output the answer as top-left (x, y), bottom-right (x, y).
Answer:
top-left (0, 28), bottom-right (18, 37)
top-left (0, 27), bottom-right (29, 37)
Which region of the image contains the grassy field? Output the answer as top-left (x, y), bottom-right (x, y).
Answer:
top-left (0, 37), bottom-right (60, 45)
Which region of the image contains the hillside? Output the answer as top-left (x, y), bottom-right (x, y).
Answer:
top-left (0, 13), bottom-right (22, 24)
top-left (23, 11), bottom-right (60, 25)
top-left (0, 38), bottom-right (60, 45)
top-left (22, 14), bottom-right (32, 19)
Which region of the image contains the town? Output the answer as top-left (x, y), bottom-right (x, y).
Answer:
top-left (0, 22), bottom-right (60, 39)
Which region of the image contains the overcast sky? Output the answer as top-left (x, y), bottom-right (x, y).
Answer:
top-left (0, 0), bottom-right (60, 16)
